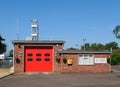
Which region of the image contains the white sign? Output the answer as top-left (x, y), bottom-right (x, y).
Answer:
top-left (95, 58), bottom-right (107, 63)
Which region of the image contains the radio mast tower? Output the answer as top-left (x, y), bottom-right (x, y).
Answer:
top-left (31, 18), bottom-right (39, 40)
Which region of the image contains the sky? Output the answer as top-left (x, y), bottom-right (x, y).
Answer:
top-left (0, 0), bottom-right (120, 53)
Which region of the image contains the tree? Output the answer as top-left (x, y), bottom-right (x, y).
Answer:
top-left (113, 25), bottom-right (120, 39)
top-left (105, 42), bottom-right (119, 50)
top-left (80, 42), bottom-right (119, 51)
top-left (0, 35), bottom-right (6, 54)
top-left (66, 47), bottom-right (77, 50)
top-left (81, 43), bottom-right (104, 51)
top-left (97, 43), bottom-right (105, 50)
top-left (9, 49), bottom-right (13, 57)
top-left (84, 43), bottom-right (90, 50)
top-left (90, 43), bottom-right (97, 50)
top-left (111, 54), bottom-right (120, 65)
top-left (81, 43), bottom-right (91, 50)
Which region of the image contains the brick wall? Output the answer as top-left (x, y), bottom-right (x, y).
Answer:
top-left (14, 44), bottom-right (24, 73)
top-left (13, 43), bottom-right (63, 73)
top-left (55, 53), bottom-right (110, 73)
top-left (53, 45), bottom-right (63, 72)
top-left (13, 43), bottom-right (110, 73)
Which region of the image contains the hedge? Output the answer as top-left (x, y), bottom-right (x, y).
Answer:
top-left (110, 54), bottom-right (120, 65)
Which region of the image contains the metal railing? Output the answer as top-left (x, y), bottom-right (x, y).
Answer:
top-left (0, 59), bottom-right (13, 68)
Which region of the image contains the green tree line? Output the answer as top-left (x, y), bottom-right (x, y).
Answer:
top-left (81, 42), bottom-right (119, 51)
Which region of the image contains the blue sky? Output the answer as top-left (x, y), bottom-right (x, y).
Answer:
top-left (0, 0), bottom-right (120, 52)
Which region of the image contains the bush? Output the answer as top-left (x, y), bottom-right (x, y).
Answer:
top-left (110, 54), bottom-right (120, 65)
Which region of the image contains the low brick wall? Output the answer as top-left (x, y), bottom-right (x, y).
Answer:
top-left (54, 53), bottom-right (110, 73)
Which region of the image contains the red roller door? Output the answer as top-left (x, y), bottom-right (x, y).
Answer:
top-left (24, 46), bottom-right (53, 72)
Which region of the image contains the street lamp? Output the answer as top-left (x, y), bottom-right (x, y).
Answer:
top-left (83, 39), bottom-right (86, 51)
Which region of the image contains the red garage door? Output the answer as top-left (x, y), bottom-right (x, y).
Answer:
top-left (24, 46), bottom-right (53, 72)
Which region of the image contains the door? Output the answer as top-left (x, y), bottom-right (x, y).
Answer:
top-left (25, 46), bottom-right (53, 72)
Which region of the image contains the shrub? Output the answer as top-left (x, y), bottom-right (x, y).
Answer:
top-left (110, 54), bottom-right (120, 65)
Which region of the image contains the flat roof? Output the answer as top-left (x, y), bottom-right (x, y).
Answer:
top-left (12, 40), bottom-right (65, 44)
top-left (59, 50), bottom-right (111, 54)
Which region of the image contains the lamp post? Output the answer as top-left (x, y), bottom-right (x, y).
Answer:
top-left (83, 39), bottom-right (86, 51)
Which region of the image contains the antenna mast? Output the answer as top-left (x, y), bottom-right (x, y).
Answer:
top-left (17, 18), bottom-right (19, 40)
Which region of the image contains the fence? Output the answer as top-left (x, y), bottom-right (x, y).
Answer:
top-left (0, 59), bottom-right (13, 68)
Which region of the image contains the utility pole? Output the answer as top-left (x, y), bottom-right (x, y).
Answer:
top-left (76, 44), bottom-right (78, 49)
top-left (83, 39), bottom-right (86, 51)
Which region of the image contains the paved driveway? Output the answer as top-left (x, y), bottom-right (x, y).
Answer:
top-left (111, 65), bottom-right (120, 72)
top-left (0, 72), bottom-right (120, 87)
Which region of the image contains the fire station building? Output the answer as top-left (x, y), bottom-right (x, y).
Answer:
top-left (12, 40), bottom-right (111, 73)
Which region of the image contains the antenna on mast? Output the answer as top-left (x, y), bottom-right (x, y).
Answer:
top-left (17, 18), bottom-right (19, 40)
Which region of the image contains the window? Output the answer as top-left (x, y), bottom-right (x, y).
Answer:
top-left (36, 53), bottom-right (41, 56)
top-left (45, 58), bottom-right (50, 61)
top-left (78, 54), bottom-right (94, 65)
top-left (45, 54), bottom-right (50, 56)
top-left (27, 58), bottom-right (33, 61)
top-left (36, 58), bottom-right (41, 61)
top-left (27, 54), bottom-right (33, 56)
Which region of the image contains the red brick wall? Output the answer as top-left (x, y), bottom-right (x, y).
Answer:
top-left (14, 44), bottom-right (24, 73)
top-left (54, 54), bottom-right (110, 73)
top-left (94, 54), bottom-right (110, 73)
top-left (13, 43), bottom-right (110, 73)
top-left (13, 43), bottom-right (63, 73)
top-left (53, 45), bottom-right (63, 72)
